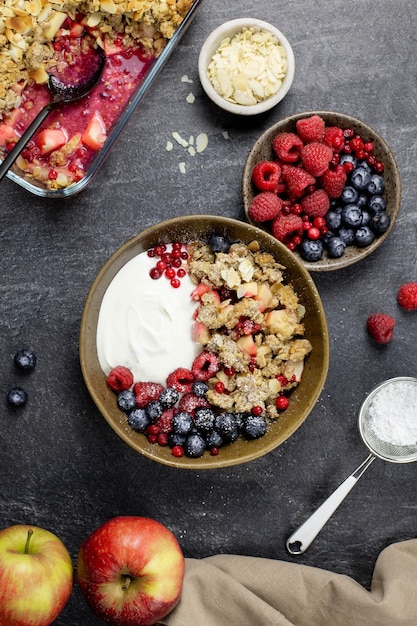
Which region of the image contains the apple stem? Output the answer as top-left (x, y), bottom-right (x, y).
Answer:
top-left (121, 575), bottom-right (133, 591)
top-left (24, 529), bottom-right (34, 554)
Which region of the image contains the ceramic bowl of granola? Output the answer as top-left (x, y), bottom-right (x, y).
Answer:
top-left (80, 215), bottom-right (329, 469)
top-left (198, 18), bottom-right (295, 116)
top-left (242, 111), bottom-right (401, 271)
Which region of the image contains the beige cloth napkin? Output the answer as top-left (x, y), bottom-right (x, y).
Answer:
top-left (160, 539), bottom-right (417, 625)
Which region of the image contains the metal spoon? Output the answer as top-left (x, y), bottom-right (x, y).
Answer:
top-left (0, 46), bottom-right (106, 182)
top-left (286, 377), bottom-right (417, 555)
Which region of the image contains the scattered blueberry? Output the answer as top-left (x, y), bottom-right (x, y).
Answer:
top-left (369, 211), bottom-right (391, 234)
top-left (350, 166), bottom-right (372, 190)
top-left (14, 349), bottom-right (37, 371)
top-left (185, 433), bottom-right (206, 458)
top-left (7, 387), bottom-right (28, 408)
top-left (192, 381), bottom-right (209, 397)
top-left (194, 407), bottom-right (215, 433)
top-left (128, 408), bottom-right (150, 432)
top-left (339, 153), bottom-right (358, 168)
top-left (172, 411), bottom-right (194, 435)
top-left (355, 226), bottom-right (375, 247)
top-left (342, 204), bottom-right (362, 228)
top-left (368, 195), bottom-right (387, 213)
top-left (340, 186), bottom-right (359, 204)
top-left (299, 239), bottom-right (324, 262)
top-left (168, 432), bottom-right (187, 448)
top-left (117, 390), bottom-right (136, 412)
top-left (215, 412), bottom-right (239, 443)
top-left (145, 400), bottom-right (163, 421)
top-left (325, 236), bottom-right (346, 258)
top-left (367, 174), bottom-right (385, 195)
top-left (208, 234), bottom-right (231, 253)
top-left (159, 387), bottom-right (179, 408)
top-left (339, 227), bottom-right (356, 246)
top-left (325, 210), bottom-right (342, 231)
top-left (205, 430), bottom-right (223, 449)
top-left (242, 414), bottom-right (267, 439)
top-left (360, 208), bottom-right (372, 226)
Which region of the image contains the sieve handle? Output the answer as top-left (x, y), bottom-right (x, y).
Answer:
top-left (286, 454), bottom-right (376, 554)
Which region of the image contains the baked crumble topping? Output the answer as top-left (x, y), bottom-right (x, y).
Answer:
top-left (0, 0), bottom-right (193, 117)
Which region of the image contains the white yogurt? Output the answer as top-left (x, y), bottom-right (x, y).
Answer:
top-left (96, 248), bottom-right (201, 385)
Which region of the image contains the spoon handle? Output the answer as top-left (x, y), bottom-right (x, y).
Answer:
top-left (0, 104), bottom-right (53, 182)
top-left (286, 453), bottom-right (376, 554)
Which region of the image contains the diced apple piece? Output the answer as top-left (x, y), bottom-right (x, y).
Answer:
top-left (191, 321), bottom-right (210, 345)
top-left (237, 335), bottom-right (257, 357)
top-left (268, 378), bottom-right (281, 394)
top-left (81, 111), bottom-right (107, 151)
top-left (216, 369), bottom-right (231, 390)
top-left (257, 345), bottom-right (271, 358)
top-left (191, 282), bottom-right (211, 301)
top-left (254, 283), bottom-right (274, 312)
top-left (264, 309), bottom-right (297, 338)
top-left (236, 281), bottom-right (258, 299)
top-left (37, 128), bottom-right (67, 156)
top-left (69, 22), bottom-right (85, 38)
top-left (0, 124), bottom-right (19, 147)
top-left (42, 11), bottom-right (67, 41)
top-left (288, 360), bottom-right (304, 382)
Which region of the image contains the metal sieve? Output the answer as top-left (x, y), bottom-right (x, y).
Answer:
top-left (286, 377), bottom-right (417, 555)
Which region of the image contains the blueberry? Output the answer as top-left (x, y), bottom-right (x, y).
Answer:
top-left (185, 433), bottom-right (206, 458)
top-left (215, 412), bottom-right (239, 443)
top-left (355, 226), bottom-right (375, 247)
top-left (7, 387), bottom-right (28, 408)
top-left (340, 153), bottom-right (358, 168)
top-left (368, 195), bottom-right (387, 213)
top-left (367, 174), bottom-right (385, 195)
top-left (341, 204), bottom-right (362, 228)
top-left (168, 432), bottom-right (186, 448)
top-left (208, 234), bottom-right (231, 253)
top-left (172, 411), bottom-right (193, 435)
top-left (339, 227), bottom-right (356, 246)
top-left (145, 400), bottom-right (163, 421)
top-left (357, 159), bottom-right (372, 172)
top-left (340, 185), bottom-right (359, 205)
top-left (370, 211), bottom-right (391, 234)
top-left (14, 349), bottom-right (37, 371)
top-left (360, 208), bottom-right (372, 226)
top-left (159, 387), bottom-right (179, 408)
top-left (350, 166), bottom-right (372, 191)
top-left (322, 230), bottom-right (336, 246)
top-left (206, 430), bottom-right (223, 449)
top-left (242, 414), bottom-right (267, 439)
top-left (357, 194), bottom-right (368, 209)
top-left (194, 407), bottom-right (215, 433)
top-left (117, 390), bottom-right (136, 412)
top-left (299, 239), bottom-right (324, 262)
top-left (325, 236), bottom-right (346, 258)
top-left (192, 381), bottom-right (209, 397)
top-left (128, 408), bottom-right (150, 432)
top-left (325, 210), bottom-right (342, 231)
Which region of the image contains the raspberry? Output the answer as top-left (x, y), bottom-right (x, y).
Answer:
top-left (106, 366), bottom-right (134, 393)
top-left (366, 313), bottom-right (395, 344)
top-left (323, 126), bottom-right (345, 149)
top-left (248, 191), bottom-right (283, 222)
top-left (301, 189), bottom-right (330, 218)
top-left (283, 165), bottom-right (315, 198)
top-left (178, 392), bottom-right (210, 415)
top-left (252, 161), bottom-right (281, 192)
top-left (166, 368), bottom-right (194, 393)
top-left (320, 165), bottom-right (347, 199)
top-left (272, 132), bottom-right (303, 163)
top-left (271, 214), bottom-right (303, 242)
top-left (301, 142), bottom-right (333, 177)
top-left (133, 382), bottom-right (164, 407)
top-left (191, 351), bottom-right (220, 381)
top-left (397, 282), bottom-right (417, 311)
top-left (154, 409), bottom-right (174, 433)
top-left (295, 115), bottom-right (325, 143)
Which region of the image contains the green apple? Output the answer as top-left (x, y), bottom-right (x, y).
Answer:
top-left (77, 516), bottom-right (185, 626)
top-left (0, 524), bottom-right (73, 626)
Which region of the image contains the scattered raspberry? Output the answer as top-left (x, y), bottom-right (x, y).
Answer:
top-left (178, 392), bottom-right (210, 415)
top-left (166, 368), bottom-right (194, 393)
top-left (133, 382), bottom-right (164, 407)
top-left (106, 366), bottom-right (134, 393)
top-left (301, 189), bottom-right (330, 218)
top-left (154, 409), bottom-right (174, 433)
top-left (283, 165), bottom-right (315, 198)
top-left (323, 126), bottom-right (345, 149)
top-left (252, 161), bottom-right (281, 192)
top-left (295, 115), bottom-right (325, 143)
top-left (272, 132), bottom-right (303, 162)
top-left (192, 351), bottom-right (220, 381)
top-left (397, 282), bottom-right (417, 311)
top-left (301, 142), bottom-right (333, 177)
top-left (234, 318), bottom-right (263, 337)
top-left (366, 313), bottom-right (396, 344)
top-left (248, 191), bottom-right (283, 222)
top-left (320, 165), bottom-right (347, 198)
top-left (271, 214), bottom-right (303, 242)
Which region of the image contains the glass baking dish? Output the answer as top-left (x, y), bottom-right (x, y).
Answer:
top-left (2, 0), bottom-right (203, 199)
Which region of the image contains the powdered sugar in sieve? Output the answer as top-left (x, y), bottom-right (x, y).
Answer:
top-left (367, 379), bottom-right (417, 446)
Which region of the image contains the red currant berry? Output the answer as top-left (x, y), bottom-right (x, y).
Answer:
top-left (154, 245), bottom-right (164, 256)
top-left (157, 432), bottom-right (169, 446)
top-left (276, 396), bottom-right (289, 411)
top-left (172, 445), bottom-right (185, 457)
top-left (291, 203), bottom-right (303, 215)
top-left (375, 161), bottom-right (385, 173)
top-left (170, 278), bottom-right (181, 288)
top-left (251, 405), bottom-right (263, 416)
top-left (147, 434), bottom-right (157, 444)
top-left (165, 267), bottom-right (176, 279)
top-left (156, 260), bottom-right (166, 271)
top-left (343, 161), bottom-right (355, 174)
top-left (161, 252), bottom-right (172, 264)
top-left (276, 375), bottom-right (288, 387)
top-left (355, 149), bottom-right (366, 160)
top-left (172, 241), bottom-right (183, 250)
top-left (292, 235), bottom-right (302, 247)
top-left (180, 251), bottom-right (189, 260)
top-left (224, 367), bottom-right (235, 377)
top-left (313, 216), bottom-right (326, 229)
top-left (248, 360), bottom-right (257, 373)
top-left (343, 142), bottom-right (352, 153)
top-left (364, 141), bottom-right (374, 153)
top-left (177, 268), bottom-right (186, 278)
top-left (286, 241), bottom-right (296, 251)
top-left (333, 135), bottom-right (344, 149)
top-left (48, 169), bottom-right (58, 180)
top-left (214, 381), bottom-right (225, 393)
top-left (308, 227), bottom-right (321, 240)
top-left (149, 267), bottom-right (162, 280)
top-left (210, 447), bottom-right (219, 456)
top-left (172, 258), bottom-right (182, 268)
top-left (147, 248), bottom-right (156, 257)
top-left (344, 128), bottom-right (354, 139)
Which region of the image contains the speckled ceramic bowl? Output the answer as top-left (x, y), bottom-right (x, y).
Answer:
top-left (80, 216), bottom-right (329, 469)
top-left (198, 18), bottom-right (295, 116)
top-left (242, 111), bottom-right (401, 271)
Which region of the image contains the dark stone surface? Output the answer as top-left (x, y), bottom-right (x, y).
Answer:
top-left (1, 1), bottom-right (416, 623)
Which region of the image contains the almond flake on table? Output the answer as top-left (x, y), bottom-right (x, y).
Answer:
top-left (207, 27), bottom-right (288, 105)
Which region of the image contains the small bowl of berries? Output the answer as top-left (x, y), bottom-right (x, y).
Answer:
top-left (242, 111), bottom-right (401, 271)
top-left (80, 215), bottom-right (329, 469)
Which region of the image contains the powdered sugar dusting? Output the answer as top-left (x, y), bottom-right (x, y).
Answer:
top-left (368, 380), bottom-right (417, 446)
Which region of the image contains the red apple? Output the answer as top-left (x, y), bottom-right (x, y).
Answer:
top-left (77, 516), bottom-right (185, 626)
top-left (0, 524), bottom-right (73, 626)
